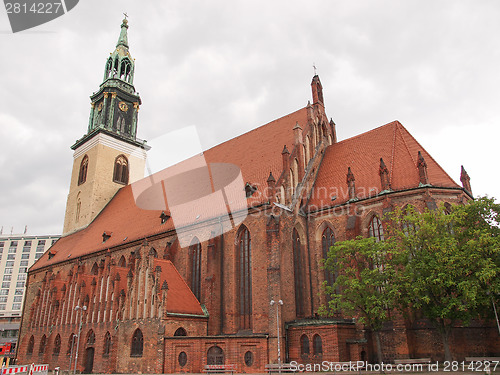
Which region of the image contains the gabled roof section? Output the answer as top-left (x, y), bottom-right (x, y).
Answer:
top-left (32, 107), bottom-right (308, 271)
top-left (154, 259), bottom-right (205, 316)
top-left (308, 121), bottom-right (460, 210)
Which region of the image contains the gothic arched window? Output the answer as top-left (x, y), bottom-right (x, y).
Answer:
top-left (368, 215), bottom-right (384, 242)
top-left (78, 155), bottom-right (89, 185)
top-left (313, 334), bottom-right (322, 355)
top-left (293, 229), bottom-right (305, 317)
top-left (300, 335), bottom-right (309, 356)
top-left (103, 331), bottom-right (111, 357)
top-left (53, 334), bottom-right (61, 356)
top-left (237, 226), bottom-right (252, 330)
top-left (118, 255), bottom-right (126, 267)
top-left (321, 226), bottom-right (336, 288)
top-left (189, 238), bottom-right (201, 301)
top-left (113, 155), bottom-right (129, 185)
top-left (67, 334), bottom-right (75, 355)
top-left (130, 328), bottom-right (143, 357)
top-left (27, 335), bottom-right (34, 355)
top-left (86, 329), bottom-right (95, 346)
top-left (39, 335), bottom-right (47, 355)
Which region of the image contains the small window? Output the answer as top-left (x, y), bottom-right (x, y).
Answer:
top-left (0, 297), bottom-right (7, 303)
top-left (39, 335), bottom-right (47, 354)
top-left (13, 296), bottom-right (22, 302)
top-left (14, 289), bottom-right (23, 295)
top-left (6, 261), bottom-right (14, 267)
top-left (12, 303), bottom-right (21, 310)
top-left (130, 329), bottom-right (143, 357)
top-left (4, 269), bottom-right (12, 274)
top-left (174, 327), bottom-right (187, 336)
top-left (244, 351), bottom-right (254, 367)
top-left (368, 216), bottom-right (384, 242)
top-left (313, 334), bottom-right (322, 355)
top-left (19, 268), bottom-right (27, 274)
top-left (178, 351), bottom-right (187, 367)
top-left (34, 253), bottom-right (42, 259)
top-left (16, 282), bottom-right (25, 288)
top-left (9, 241), bottom-right (18, 248)
top-left (3, 276), bottom-right (11, 281)
top-left (1, 283), bottom-right (10, 289)
top-left (53, 334), bottom-right (61, 356)
top-left (20, 260), bottom-right (28, 267)
top-left (78, 155), bottom-right (89, 185)
top-left (0, 290), bottom-right (8, 296)
top-left (103, 331), bottom-right (111, 357)
top-left (21, 254), bottom-right (29, 260)
top-left (300, 335), bottom-right (309, 356)
top-left (8, 247), bottom-right (16, 254)
top-left (27, 335), bottom-right (34, 355)
top-left (207, 346), bottom-right (224, 365)
top-left (0, 304), bottom-right (6, 310)
top-left (7, 254), bottom-right (15, 260)
top-left (113, 155), bottom-right (129, 185)
top-left (86, 330), bottom-right (95, 346)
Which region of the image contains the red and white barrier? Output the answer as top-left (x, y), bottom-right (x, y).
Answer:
top-left (1, 364), bottom-right (48, 375)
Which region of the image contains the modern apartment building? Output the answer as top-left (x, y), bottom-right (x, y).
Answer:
top-left (0, 234), bottom-right (59, 360)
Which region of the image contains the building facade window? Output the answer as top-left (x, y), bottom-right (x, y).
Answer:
top-left (27, 336), bottom-right (34, 355)
top-left (78, 155), bottom-right (89, 185)
top-left (174, 327), bottom-right (187, 336)
top-left (207, 346), bottom-right (224, 365)
top-left (313, 334), bottom-right (322, 355)
top-left (39, 335), bottom-right (47, 354)
top-left (244, 351), bottom-right (254, 366)
top-left (113, 155), bottom-right (129, 185)
top-left (293, 229), bottom-right (305, 317)
top-left (189, 238), bottom-right (201, 301)
top-left (130, 329), bottom-right (143, 357)
top-left (103, 331), bottom-right (111, 357)
top-left (53, 334), bottom-right (61, 356)
top-left (368, 215), bottom-right (384, 242)
top-left (237, 226), bottom-right (252, 330)
top-left (321, 226), bottom-right (336, 290)
top-left (300, 334), bottom-right (310, 356)
top-left (178, 351), bottom-right (188, 367)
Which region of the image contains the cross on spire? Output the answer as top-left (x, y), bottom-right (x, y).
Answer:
top-left (313, 63), bottom-right (317, 76)
top-left (123, 12), bottom-right (128, 19)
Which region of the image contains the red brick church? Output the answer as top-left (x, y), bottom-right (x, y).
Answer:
top-left (16, 19), bottom-right (498, 373)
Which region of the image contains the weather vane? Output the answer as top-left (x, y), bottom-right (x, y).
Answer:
top-left (123, 12), bottom-right (128, 19)
top-left (313, 63), bottom-right (317, 76)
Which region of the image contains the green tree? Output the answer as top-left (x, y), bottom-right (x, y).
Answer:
top-left (320, 237), bottom-right (398, 363)
top-left (386, 197), bottom-right (500, 361)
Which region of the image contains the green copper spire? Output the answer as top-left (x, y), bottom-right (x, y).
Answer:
top-left (102, 17), bottom-right (135, 85)
top-left (116, 17), bottom-right (129, 49)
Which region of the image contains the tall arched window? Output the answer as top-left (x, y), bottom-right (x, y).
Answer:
top-left (78, 155), bottom-right (89, 185)
top-left (39, 335), bottom-right (47, 355)
top-left (113, 155), bottom-right (129, 185)
top-left (313, 334), bottom-right (322, 355)
top-left (118, 255), bottom-right (126, 267)
top-left (321, 227), bottom-right (336, 288)
top-left (293, 229), bottom-right (305, 317)
top-left (300, 335), bottom-right (309, 356)
top-left (27, 335), bottom-right (34, 355)
top-left (189, 238), bottom-right (202, 301)
top-left (67, 334), bottom-right (75, 355)
top-left (103, 331), bottom-right (111, 357)
top-left (237, 226), bottom-right (252, 330)
top-left (130, 329), bottom-right (143, 357)
top-left (53, 334), bottom-right (61, 356)
top-left (368, 216), bottom-right (384, 242)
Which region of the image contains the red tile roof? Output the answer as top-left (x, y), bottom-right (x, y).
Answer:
top-left (307, 121), bottom-right (460, 210)
top-left (32, 107), bottom-right (308, 270)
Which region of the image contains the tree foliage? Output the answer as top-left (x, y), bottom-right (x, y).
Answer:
top-left (322, 197), bottom-right (500, 361)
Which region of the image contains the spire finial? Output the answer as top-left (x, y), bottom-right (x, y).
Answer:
top-left (123, 12), bottom-right (128, 19)
top-left (313, 62), bottom-right (317, 76)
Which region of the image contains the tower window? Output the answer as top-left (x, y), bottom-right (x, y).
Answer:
top-left (78, 155), bottom-right (89, 185)
top-left (113, 155), bottom-right (129, 185)
top-left (321, 227), bottom-right (336, 289)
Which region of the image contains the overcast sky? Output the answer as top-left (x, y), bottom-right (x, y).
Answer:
top-left (1, 0), bottom-right (499, 236)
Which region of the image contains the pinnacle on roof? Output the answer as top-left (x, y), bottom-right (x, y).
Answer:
top-left (116, 17), bottom-right (129, 49)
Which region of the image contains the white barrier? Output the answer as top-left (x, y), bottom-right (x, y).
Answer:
top-left (0, 364), bottom-right (48, 375)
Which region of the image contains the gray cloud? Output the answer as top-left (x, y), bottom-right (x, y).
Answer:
top-left (1, 0), bottom-right (498, 235)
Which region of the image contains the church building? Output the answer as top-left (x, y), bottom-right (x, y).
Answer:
top-left (16, 19), bottom-right (498, 373)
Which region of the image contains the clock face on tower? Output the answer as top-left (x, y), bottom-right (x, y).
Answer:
top-left (118, 101), bottom-right (129, 112)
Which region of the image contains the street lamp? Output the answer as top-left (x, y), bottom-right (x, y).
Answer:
top-left (73, 305), bottom-right (87, 375)
top-left (68, 334), bottom-right (76, 372)
top-left (270, 299), bottom-right (284, 372)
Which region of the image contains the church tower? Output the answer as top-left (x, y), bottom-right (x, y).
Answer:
top-left (63, 17), bottom-right (149, 235)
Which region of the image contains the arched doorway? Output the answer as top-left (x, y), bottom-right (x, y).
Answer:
top-left (207, 346), bottom-right (224, 365)
top-left (84, 347), bottom-right (94, 373)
